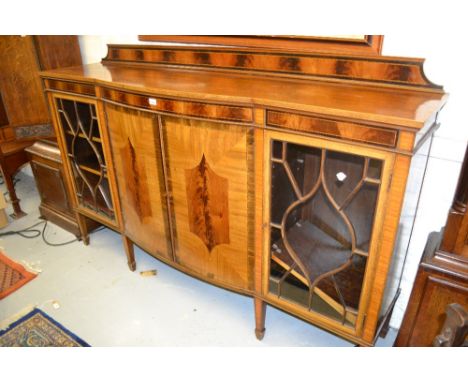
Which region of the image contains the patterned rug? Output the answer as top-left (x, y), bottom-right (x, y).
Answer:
top-left (0, 309), bottom-right (89, 347)
top-left (0, 251), bottom-right (37, 300)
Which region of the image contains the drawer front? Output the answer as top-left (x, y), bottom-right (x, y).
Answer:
top-left (45, 79), bottom-right (96, 97)
top-left (266, 110), bottom-right (398, 148)
top-left (102, 88), bottom-right (253, 123)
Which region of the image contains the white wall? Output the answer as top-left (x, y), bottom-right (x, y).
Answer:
top-left (382, 37), bottom-right (467, 326)
top-left (78, 35), bottom-right (468, 329)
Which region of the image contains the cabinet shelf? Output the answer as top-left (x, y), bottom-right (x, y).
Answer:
top-left (271, 220), bottom-right (366, 315)
top-left (268, 273), bottom-right (355, 326)
top-left (78, 164), bottom-right (107, 178)
top-left (65, 130), bottom-right (102, 143)
top-left (57, 97), bottom-right (115, 222)
top-left (67, 153), bottom-right (108, 178)
top-left (79, 194), bottom-right (114, 219)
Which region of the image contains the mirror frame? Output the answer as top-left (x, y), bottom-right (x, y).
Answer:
top-left (138, 35), bottom-right (384, 55)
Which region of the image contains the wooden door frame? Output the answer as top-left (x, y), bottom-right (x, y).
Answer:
top-left (261, 129), bottom-right (395, 340)
top-left (48, 91), bottom-right (120, 230)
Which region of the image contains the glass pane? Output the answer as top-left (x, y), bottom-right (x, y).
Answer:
top-left (56, 98), bottom-right (114, 220)
top-left (344, 183), bottom-right (379, 252)
top-left (271, 161), bottom-right (298, 226)
top-left (268, 140), bottom-right (382, 328)
top-left (368, 159), bottom-right (383, 180)
top-left (272, 140), bottom-right (283, 159)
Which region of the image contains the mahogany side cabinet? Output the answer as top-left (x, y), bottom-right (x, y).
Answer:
top-left (39, 41), bottom-right (447, 346)
top-left (25, 139), bottom-right (99, 239)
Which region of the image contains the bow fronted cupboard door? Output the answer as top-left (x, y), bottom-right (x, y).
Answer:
top-left (104, 104), bottom-right (173, 263)
top-left (160, 116), bottom-right (255, 291)
top-left (262, 130), bottom-right (394, 337)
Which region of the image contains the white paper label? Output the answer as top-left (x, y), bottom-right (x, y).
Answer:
top-left (336, 172), bottom-right (347, 182)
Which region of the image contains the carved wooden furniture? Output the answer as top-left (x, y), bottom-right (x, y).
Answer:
top-left (433, 303), bottom-right (467, 346)
top-left (25, 139), bottom-right (100, 239)
top-left (395, 145), bottom-right (468, 347)
top-left (40, 41), bottom-right (447, 346)
top-left (0, 36), bottom-right (82, 217)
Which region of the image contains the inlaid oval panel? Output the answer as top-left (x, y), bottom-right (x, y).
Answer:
top-left (161, 116), bottom-right (254, 291)
top-left (185, 154), bottom-right (230, 252)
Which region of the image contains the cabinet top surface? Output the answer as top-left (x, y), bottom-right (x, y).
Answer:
top-left (41, 62), bottom-right (447, 129)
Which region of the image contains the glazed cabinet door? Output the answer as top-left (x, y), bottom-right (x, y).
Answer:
top-left (161, 116), bottom-right (254, 291)
top-left (51, 94), bottom-right (117, 226)
top-left (105, 104), bottom-right (172, 260)
top-left (263, 130), bottom-right (394, 336)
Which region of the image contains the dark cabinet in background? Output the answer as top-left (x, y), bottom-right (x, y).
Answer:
top-left (0, 35), bottom-right (82, 217)
top-left (26, 139), bottom-right (99, 239)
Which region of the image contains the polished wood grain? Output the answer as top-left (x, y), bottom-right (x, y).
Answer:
top-left (397, 131), bottom-right (416, 152)
top-left (433, 303), bottom-right (468, 346)
top-left (266, 110), bottom-right (398, 148)
top-left (0, 36), bottom-right (49, 127)
top-left (45, 79), bottom-right (96, 97)
top-left (30, 160), bottom-right (79, 234)
top-left (105, 103), bottom-right (172, 261)
top-left (0, 35), bottom-right (81, 218)
top-left (0, 94), bottom-right (14, 142)
top-left (395, 233), bottom-right (468, 346)
top-left (104, 44), bottom-right (438, 89)
top-left (254, 297), bottom-right (266, 340)
top-left (26, 139), bottom-right (100, 239)
top-left (162, 115), bottom-right (254, 290)
top-left (0, 138), bottom-right (35, 217)
top-left (360, 154), bottom-right (410, 342)
top-left (102, 88), bottom-right (253, 123)
top-left (254, 126), bottom-right (266, 337)
top-left (32, 36), bottom-right (82, 70)
top-left (185, 154), bottom-right (230, 252)
top-left (39, 41), bottom-right (448, 345)
top-left (0, 93), bottom-right (9, 129)
top-left (41, 63), bottom-right (446, 130)
top-left (138, 35), bottom-right (384, 55)
top-left (95, 90), bottom-right (124, 233)
top-left (440, 144), bottom-right (468, 257)
top-left (0, 36), bottom-right (82, 128)
top-left (122, 234), bottom-right (136, 271)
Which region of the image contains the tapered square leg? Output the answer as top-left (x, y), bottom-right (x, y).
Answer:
top-left (2, 172), bottom-right (26, 219)
top-left (254, 297), bottom-right (266, 340)
top-left (76, 213), bottom-right (90, 245)
top-left (122, 235), bottom-right (136, 271)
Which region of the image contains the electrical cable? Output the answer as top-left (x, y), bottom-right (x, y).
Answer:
top-left (41, 220), bottom-right (78, 247)
top-left (0, 218), bottom-right (105, 246)
top-left (0, 220), bottom-right (44, 239)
